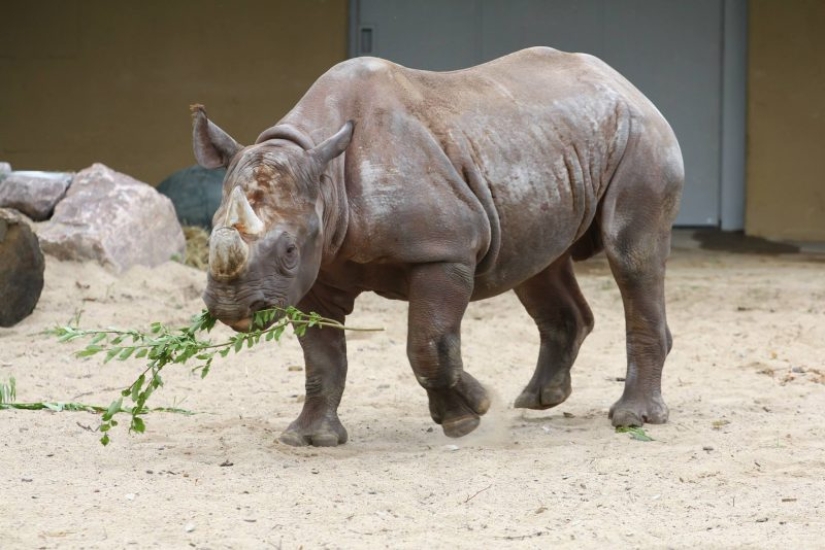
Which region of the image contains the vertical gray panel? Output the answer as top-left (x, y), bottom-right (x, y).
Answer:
top-left (356, 0), bottom-right (481, 70)
top-left (720, 0), bottom-right (747, 231)
top-left (480, 0), bottom-right (605, 60)
top-left (603, 0), bottom-right (723, 226)
top-left (354, 0), bottom-right (731, 226)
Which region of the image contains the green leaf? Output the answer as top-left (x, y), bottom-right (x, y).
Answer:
top-left (102, 397), bottom-right (123, 421)
top-left (135, 348), bottom-right (148, 359)
top-left (131, 416), bottom-right (146, 434)
top-left (90, 333), bottom-right (107, 345)
top-left (131, 374), bottom-right (145, 402)
top-left (100, 433), bottom-right (110, 446)
top-left (615, 426), bottom-right (654, 442)
top-left (76, 345), bottom-right (104, 358)
top-left (234, 337), bottom-right (243, 353)
top-left (119, 347), bottom-right (135, 361)
top-left (104, 348), bottom-right (121, 364)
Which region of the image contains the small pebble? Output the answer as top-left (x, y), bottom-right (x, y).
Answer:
top-left (184, 522), bottom-right (195, 533)
top-left (443, 444), bottom-right (460, 452)
top-left (125, 493), bottom-right (136, 501)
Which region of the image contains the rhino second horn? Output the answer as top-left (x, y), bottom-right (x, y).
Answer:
top-left (209, 226), bottom-right (249, 279)
top-left (226, 186), bottom-right (264, 236)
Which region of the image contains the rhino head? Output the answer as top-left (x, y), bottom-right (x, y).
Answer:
top-left (191, 105), bottom-right (352, 331)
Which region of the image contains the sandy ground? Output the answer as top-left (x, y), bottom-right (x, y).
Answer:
top-left (1, 234), bottom-right (824, 549)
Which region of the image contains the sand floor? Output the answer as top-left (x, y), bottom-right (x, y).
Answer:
top-left (1, 235), bottom-right (824, 549)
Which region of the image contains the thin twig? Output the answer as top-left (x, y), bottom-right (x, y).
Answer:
top-left (463, 484), bottom-right (493, 504)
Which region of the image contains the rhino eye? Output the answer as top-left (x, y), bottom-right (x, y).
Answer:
top-left (281, 243), bottom-right (298, 272)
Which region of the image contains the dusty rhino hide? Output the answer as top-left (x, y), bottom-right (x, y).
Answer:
top-left (192, 47), bottom-right (683, 446)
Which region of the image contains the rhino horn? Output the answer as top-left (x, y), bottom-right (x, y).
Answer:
top-left (225, 186), bottom-right (265, 237)
top-left (209, 188), bottom-right (264, 278)
top-left (209, 226), bottom-right (249, 279)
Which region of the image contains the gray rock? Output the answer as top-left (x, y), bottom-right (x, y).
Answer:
top-left (0, 171), bottom-right (72, 221)
top-left (0, 208), bottom-right (45, 327)
top-left (0, 162), bottom-right (10, 181)
top-left (37, 163), bottom-right (186, 272)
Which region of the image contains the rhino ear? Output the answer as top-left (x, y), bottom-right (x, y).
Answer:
top-left (191, 104), bottom-right (243, 169)
top-left (310, 121), bottom-right (354, 171)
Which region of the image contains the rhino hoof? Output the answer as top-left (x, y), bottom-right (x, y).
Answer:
top-left (609, 397), bottom-right (669, 427)
top-left (514, 374), bottom-right (572, 410)
top-left (442, 415), bottom-right (481, 438)
top-left (279, 419), bottom-right (348, 447)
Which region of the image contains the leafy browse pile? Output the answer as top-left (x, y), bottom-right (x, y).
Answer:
top-left (50, 307), bottom-right (377, 446)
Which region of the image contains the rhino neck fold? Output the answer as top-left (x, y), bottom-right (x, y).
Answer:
top-left (318, 158), bottom-right (349, 265)
top-left (254, 124), bottom-right (315, 150)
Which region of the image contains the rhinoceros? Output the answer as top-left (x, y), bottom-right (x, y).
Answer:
top-left (192, 47), bottom-right (683, 446)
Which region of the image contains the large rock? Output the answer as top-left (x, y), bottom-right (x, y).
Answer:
top-left (0, 208), bottom-right (45, 327)
top-left (38, 163), bottom-right (186, 272)
top-left (0, 171), bottom-right (72, 221)
top-left (157, 165), bottom-right (225, 229)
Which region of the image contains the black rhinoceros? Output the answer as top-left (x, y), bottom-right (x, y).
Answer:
top-left (192, 47), bottom-right (683, 446)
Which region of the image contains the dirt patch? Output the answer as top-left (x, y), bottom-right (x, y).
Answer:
top-left (1, 246), bottom-right (823, 548)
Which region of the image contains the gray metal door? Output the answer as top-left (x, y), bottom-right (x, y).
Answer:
top-left (351, 0), bottom-right (745, 227)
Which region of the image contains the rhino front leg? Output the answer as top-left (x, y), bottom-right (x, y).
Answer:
top-left (407, 263), bottom-right (491, 438)
top-left (279, 287), bottom-right (355, 447)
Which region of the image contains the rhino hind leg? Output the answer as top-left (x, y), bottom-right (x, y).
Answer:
top-left (513, 255), bottom-right (594, 410)
top-left (599, 142), bottom-right (682, 427)
top-left (407, 263), bottom-right (491, 438)
top-left (602, 228), bottom-right (673, 427)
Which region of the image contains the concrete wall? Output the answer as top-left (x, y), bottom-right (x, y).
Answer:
top-left (747, 0), bottom-right (825, 241)
top-left (0, 0), bottom-right (347, 185)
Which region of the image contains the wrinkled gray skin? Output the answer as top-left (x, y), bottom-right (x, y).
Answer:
top-left (192, 47), bottom-right (683, 446)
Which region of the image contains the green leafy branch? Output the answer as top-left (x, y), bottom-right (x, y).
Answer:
top-left (50, 307), bottom-right (380, 446)
top-left (0, 376), bottom-right (193, 415)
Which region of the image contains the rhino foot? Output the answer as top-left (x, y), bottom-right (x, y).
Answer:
top-left (427, 372), bottom-right (491, 438)
top-left (279, 415), bottom-right (348, 447)
top-left (513, 370), bottom-right (572, 410)
top-left (609, 394), bottom-right (669, 427)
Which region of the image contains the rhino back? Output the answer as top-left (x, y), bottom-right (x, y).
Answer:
top-left (280, 48), bottom-right (675, 287)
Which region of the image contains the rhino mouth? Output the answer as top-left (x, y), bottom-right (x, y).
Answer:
top-left (228, 317), bottom-right (254, 333)
top-left (233, 300), bottom-right (288, 333)
top-left (209, 299), bottom-right (281, 333)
